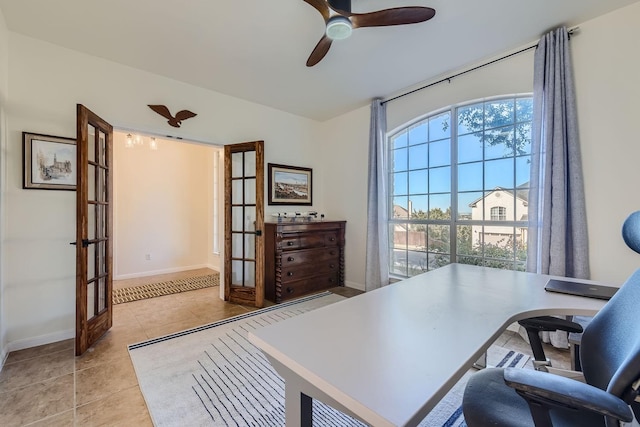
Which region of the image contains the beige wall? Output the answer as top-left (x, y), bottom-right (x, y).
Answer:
top-left (571, 4), bottom-right (640, 283)
top-left (2, 33), bottom-right (323, 351)
top-left (113, 132), bottom-right (216, 279)
top-left (0, 7), bottom-right (9, 363)
top-left (320, 2), bottom-right (640, 289)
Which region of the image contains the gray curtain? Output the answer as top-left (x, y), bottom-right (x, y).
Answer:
top-left (526, 27), bottom-right (589, 347)
top-left (365, 99), bottom-right (389, 292)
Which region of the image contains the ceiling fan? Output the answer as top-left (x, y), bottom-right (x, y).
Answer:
top-left (303, 0), bottom-right (436, 66)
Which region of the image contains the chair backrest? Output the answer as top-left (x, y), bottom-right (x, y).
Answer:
top-left (622, 211), bottom-right (640, 254)
top-left (580, 268), bottom-right (640, 408)
top-left (577, 212), bottom-right (640, 416)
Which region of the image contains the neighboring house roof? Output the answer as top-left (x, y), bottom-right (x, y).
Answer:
top-left (469, 183), bottom-right (530, 207)
top-left (393, 204), bottom-right (409, 218)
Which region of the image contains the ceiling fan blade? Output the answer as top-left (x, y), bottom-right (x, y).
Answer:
top-left (306, 35), bottom-right (333, 67)
top-left (350, 7), bottom-right (436, 29)
top-left (303, 0), bottom-right (331, 21)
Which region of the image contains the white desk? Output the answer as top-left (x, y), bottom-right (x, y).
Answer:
top-left (248, 264), bottom-right (608, 427)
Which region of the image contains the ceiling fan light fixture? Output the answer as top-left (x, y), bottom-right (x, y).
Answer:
top-left (326, 16), bottom-right (352, 40)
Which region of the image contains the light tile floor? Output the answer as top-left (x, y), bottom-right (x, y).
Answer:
top-left (0, 273), bottom-right (570, 426)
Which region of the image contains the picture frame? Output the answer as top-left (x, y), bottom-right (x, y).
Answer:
top-left (23, 132), bottom-right (76, 190)
top-left (268, 163), bottom-right (312, 205)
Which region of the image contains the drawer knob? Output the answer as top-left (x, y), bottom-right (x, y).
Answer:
top-left (287, 241), bottom-right (294, 246)
top-left (287, 256), bottom-right (295, 262)
top-left (329, 278), bottom-right (335, 283)
top-left (330, 264), bottom-right (336, 269)
top-left (286, 287), bottom-right (293, 293)
top-left (329, 250), bottom-right (336, 255)
top-left (329, 237), bottom-right (336, 242)
top-left (287, 272), bottom-right (294, 277)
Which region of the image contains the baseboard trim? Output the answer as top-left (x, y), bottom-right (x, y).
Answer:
top-left (114, 264), bottom-right (215, 281)
top-left (6, 329), bottom-right (74, 353)
top-left (344, 280), bottom-right (364, 292)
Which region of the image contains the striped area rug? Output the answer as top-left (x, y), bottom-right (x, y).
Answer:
top-left (113, 273), bottom-right (219, 304)
top-left (129, 292), bottom-right (362, 426)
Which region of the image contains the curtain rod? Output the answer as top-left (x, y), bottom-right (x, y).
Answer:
top-left (382, 26), bottom-right (579, 105)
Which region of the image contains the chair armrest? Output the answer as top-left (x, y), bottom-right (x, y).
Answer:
top-left (517, 316), bottom-right (583, 333)
top-left (503, 368), bottom-right (633, 422)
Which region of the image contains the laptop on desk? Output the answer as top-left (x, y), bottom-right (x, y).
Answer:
top-left (545, 279), bottom-right (618, 300)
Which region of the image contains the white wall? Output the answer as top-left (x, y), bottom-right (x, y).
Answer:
top-left (113, 132), bottom-right (215, 279)
top-left (572, 3), bottom-right (640, 284)
top-left (2, 33), bottom-right (323, 351)
top-left (320, 2), bottom-right (640, 288)
top-left (0, 6), bottom-right (9, 363)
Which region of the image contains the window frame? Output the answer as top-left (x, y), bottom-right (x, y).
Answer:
top-left (387, 94), bottom-right (532, 278)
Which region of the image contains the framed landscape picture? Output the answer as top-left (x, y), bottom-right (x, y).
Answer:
top-left (23, 132), bottom-right (76, 190)
top-left (268, 163), bottom-right (312, 205)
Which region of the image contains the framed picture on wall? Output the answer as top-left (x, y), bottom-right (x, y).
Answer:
top-left (23, 132), bottom-right (76, 190)
top-left (268, 163), bottom-right (312, 205)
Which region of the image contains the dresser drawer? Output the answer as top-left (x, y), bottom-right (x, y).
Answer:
top-left (281, 256), bottom-right (340, 283)
top-left (278, 273), bottom-right (341, 301)
top-left (280, 230), bottom-right (341, 250)
top-left (281, 248), bottom-right (340, 267)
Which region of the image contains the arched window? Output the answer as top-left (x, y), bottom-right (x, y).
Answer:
top-left (388, 95), bottom-right (532, 278)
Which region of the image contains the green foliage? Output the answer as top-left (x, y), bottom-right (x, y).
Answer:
top-left (442, 98), bottom-right (533, 158)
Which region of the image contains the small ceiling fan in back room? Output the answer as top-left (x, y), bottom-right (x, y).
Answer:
top-left (303, 0), bottom-right (436, 66)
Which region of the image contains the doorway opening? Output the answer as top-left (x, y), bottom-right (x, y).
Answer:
top-left (111, 130), bottom-right (224, 302)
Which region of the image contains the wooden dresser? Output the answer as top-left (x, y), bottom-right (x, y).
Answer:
top-left (264, 220), bottom-right (346, 303)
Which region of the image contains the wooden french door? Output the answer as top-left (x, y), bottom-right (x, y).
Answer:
top-left (75, 104), bottom-right (114, 356)
top-left (224, 141), bottom-right (265, 308)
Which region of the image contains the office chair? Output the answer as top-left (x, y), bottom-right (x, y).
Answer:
top-left (462, 212), bottom-right (640, 427)
top-left (518, 210), bottom-right (640, 374)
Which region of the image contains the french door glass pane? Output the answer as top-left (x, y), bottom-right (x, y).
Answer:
top-left (245, 179), bottom-right (256, 204)
top-left (88, 124), bottom-right (96, 163)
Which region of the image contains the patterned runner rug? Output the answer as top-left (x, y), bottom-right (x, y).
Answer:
top-left (128, 291), bottom-right (528, 426)
top-left (113, 272), bottom-right (219, 304)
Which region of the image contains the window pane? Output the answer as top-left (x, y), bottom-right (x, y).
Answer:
top-left (390, 252), bottom-right (408, 276)
top-left (516, 156), bottom-right (531, 187)
top-left (391, 132), bottom-right (408, 149)
top-left (393, 148), bottom-right (408, 172)
top-left (458, 162), bottom-right (483, 192)
top-left (408, 123), bottom-right (428, 146)
top-left (408, 170), bottom-right (428, 194)
top-left (516, 98), bottom-right (533, 122)
top-left (428, 224), bottom-right (450, 253)
top-left (410, 195), bottom-right (428, 217)
top-left (485, 158), bottom-right (513, 189)
top-left (458, 133), bottom-right (483, 164)
top-left (485, 99), bottom-right (514, 129)
top-left (429, 139), bottom-right (451, 167)
top-left (393, 197), bottom-right (409, 218)
top-left (429, 194), bottom-right (451, 219)
top-left (408, 224), bottom-right (427, 251)
top-left (457, 103), bottom-right (483, 136)
top-left (458, 192), bottom-right (483, 220)
top-left (408, 144), bottom-right (428, 170)
top-left (486, 190), bottom-right (514, 221)
top-left (393, 172), bottom-right (408, 195)
top-left (429, 167), bottom-right (451, 193)
top-left (429, 112), bottom-right (451, 141)
top-left (515, 122), bottom-right (532, 155)
top-left (484, 126), bottom-right (514, 159)
top-left (407, 250), bottom-right (428, 276)
top-left (456, 224), bottom-right (476, 256)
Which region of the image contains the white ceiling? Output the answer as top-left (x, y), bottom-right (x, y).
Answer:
top-left (1, 0), bottom-right (638, 121)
